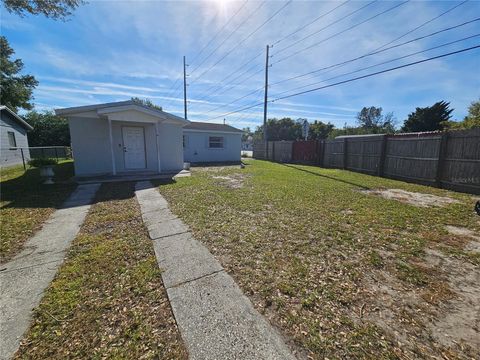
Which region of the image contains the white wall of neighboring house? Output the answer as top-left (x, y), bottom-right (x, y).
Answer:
top-left (0, 108), bottom-right (31, 167)
top-left (183, 130), bottom-right (241, 163)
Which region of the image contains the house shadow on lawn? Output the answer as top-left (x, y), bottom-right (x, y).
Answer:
top-left (279, 163), bottom-right (371, 190)
top-left (1, 162), bottom-right (77, 209)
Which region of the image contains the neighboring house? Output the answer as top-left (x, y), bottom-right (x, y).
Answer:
top-left (56, 101), bottom-right (242, 178)
top-left (242, 135), bottom-right (253, 151)
top-left (0, 106), bottom-right (32, 167)
top-left (183, 122), bottom-right (242, 163)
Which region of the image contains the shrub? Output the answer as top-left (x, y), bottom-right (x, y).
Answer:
top-left (28, 158), bottom-right (57, 168)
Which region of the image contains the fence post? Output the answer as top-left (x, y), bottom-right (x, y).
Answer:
top-left (21, 148), bottom-right (26, 171)
top-left (435, 132), bottom-right (448, 188)
top-left (343, 138), bottom-right (348, 170)
top-left (378, 135), bottom-right (388, 177)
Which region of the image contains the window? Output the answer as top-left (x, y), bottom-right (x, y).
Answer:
top-left (209, 136), bottom-right (224, 149)
top-left (7, 132), bottom-right (16, 148)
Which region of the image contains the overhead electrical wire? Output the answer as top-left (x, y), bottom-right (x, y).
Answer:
top-left (272, 0), bottom-right (410, 64)
top-left (189, 0), bottom-right (250, 65)
top-left (372, 0), bottom-right (469, 52)
top-left (271, 34), bottom-right (480, 98)
top-left (197, 18), bottom-right (480, 116)
top-left (270, 17), bottom-right (480, 86)
top-left (188, 1), bottom-right (267, 79)
top-left (272, 0), bottom-right (352, 46)
top-left (204, 45), bottom-right (479, 121)
top-left (189, 0), bottom-right (292, 85)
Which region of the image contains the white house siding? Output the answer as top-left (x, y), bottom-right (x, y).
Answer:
top-left (158, 123), bottom-right (184, 171)
top-left (183, 131), bottom-right (241, 163)
top-left (68, 116), bottom-right (112, 176)
top-left (68, 116), bottom-right (184, 176)
top-left (0, 112), bottom-right (31, 167)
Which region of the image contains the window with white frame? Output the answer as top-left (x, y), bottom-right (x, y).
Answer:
top-left (7, 131), bottom-right (16, 148)
top-left (208, 136), bottom-right (224, 149)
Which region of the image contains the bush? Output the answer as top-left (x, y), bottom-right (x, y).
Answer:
top-left (28, 158), bottom-right (57, 168)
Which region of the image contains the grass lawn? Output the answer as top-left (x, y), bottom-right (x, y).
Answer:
top-left (160, 160), bottom-right (480, 359)
top-left (0, 161), bottom-right (76, 263)
top-left (15, 182), bottom-right (187, 359)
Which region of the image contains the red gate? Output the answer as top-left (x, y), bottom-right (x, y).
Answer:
top-left (292, 140), bottom-right (320, 163)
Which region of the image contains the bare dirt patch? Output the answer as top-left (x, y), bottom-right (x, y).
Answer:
top-left (363, 248), bottom-right (480, 358)
top-left (212, 173), bottom-right (248, 189)
top-left (362, 188), bottom-right (460, 208)
top-left (446, 225), bottom-right (480, 253)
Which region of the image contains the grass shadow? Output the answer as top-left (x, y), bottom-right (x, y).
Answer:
top-left (280, 163), bottom-right (371, 190)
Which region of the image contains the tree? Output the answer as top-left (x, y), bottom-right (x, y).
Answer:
top-left (254, 118), bottom-right (302, 141)
top-left (0, 36), bottom-right (38, 112)
top-left (356, 106), bottom-right (396, 133)
top-left (241, 127), bottom-right (253, 142)
top-left (2, 0), bottom-right (84, 20)
top-left (401, 101), bottom-right (453, 132)
top-left (131, 97), bottom-right (163, 111)
top-left (308, 120), bottom-right (334, 140)
top-left (441, 99), bottom-right (480, 130)
top-left (24, 111), bottom-right (70, 146)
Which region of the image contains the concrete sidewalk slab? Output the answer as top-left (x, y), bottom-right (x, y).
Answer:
top-left (135, 181), bottom-right (295, 360)
top-left (151, 232), bottom-right (223, 288)
top-left (0, 183), bottom-right (100, 360)
top-left (148, 218), bottom-right (189, 239)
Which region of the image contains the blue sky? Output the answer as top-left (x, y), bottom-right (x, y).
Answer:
top-left (2, 0), bottom-right (479, 130)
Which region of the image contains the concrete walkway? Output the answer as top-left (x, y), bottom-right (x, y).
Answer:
top-left (0, 183), bottom-right (100, 360)
top-left (135, 181), bottom-right (295, 360)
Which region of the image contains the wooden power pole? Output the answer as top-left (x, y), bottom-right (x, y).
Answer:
top-left (263, 45), bottom-right (270, 159)
top-left (183, 56), bottom-right (188, 120)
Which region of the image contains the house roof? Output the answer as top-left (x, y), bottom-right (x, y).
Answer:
top-left (0, 106), bottom-right (33, 131)
top-left (55, 100), bottom-right (189, 125)
top-left (184, 121), bottom-right (243, 133)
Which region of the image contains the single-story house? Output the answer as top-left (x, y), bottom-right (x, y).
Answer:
top-left (0, 106), bottom-right (32, 167)
top-left (56, 100), bottom-right (242, 177)
top-left (183, 122), bottom-right (242, 163)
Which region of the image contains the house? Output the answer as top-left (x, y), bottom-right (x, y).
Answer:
top-left (0, 106), bottom-right (32, 167)
top-left (183, 122), bottom-right (242, 163)
top-left (56, 101), bottom-right (242, 178)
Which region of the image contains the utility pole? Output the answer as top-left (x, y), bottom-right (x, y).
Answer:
top-left (183, 56), bottom-right (188, 120)
top-left (263, 45), bottom-right (270, 159)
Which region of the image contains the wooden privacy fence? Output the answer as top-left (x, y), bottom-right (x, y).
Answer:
top-left (252, 128), bottom-right (480, 195)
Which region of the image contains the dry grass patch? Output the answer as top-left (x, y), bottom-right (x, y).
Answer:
top-left (15, 182), bottom-right (187, 359)
top-left (1, 162), bottom-right (75, 263)
top-left (160, 160), bottom-right (479, 359)
top-left (361, 188), bottom-right (461, 208)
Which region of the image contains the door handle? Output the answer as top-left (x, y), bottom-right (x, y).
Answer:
top-left (123, 147), bottom-right (127, 152)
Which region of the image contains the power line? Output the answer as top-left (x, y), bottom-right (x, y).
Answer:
top-left (272, 45), bottom-right (480, 102)
top-left (273, 0), bottom-right (410, 64)
top-left (272, 0), bottom-right (351, 46)
top-left (272, 0), bottom-right (378, 56)
top-left (205, 45), bottom-right (479, 120)
top-left (372, 0), bottom-right (469, 52)
top-left (270, 17), bottom-right (480, 86)
top-left (189, 0), bottom-right (250, 65)
top-left (272, 34), bottom-right (480, 98)
top-left (188, 1), bottom-right (267, 77)
top-left (193, 64), bottom-right (264, 106)
top-left (192, 55), bottom-right (263, 105)
top-left (190, 0), bottom-right (292, 86)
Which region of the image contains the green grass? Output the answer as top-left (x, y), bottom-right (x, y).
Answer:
top-left (159, 160), bottom-right (479, 359)
top-left (0, 161), bottom-right (76, 263)
top-left (15, 182), bottom-right (187, 359)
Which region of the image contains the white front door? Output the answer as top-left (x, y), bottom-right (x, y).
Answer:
top-left (122, 126), bottom-right (146, 170)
